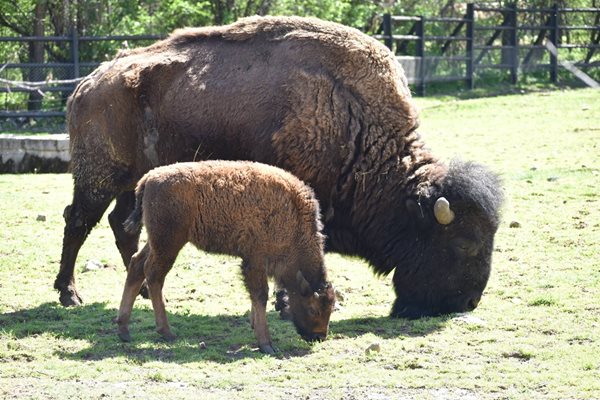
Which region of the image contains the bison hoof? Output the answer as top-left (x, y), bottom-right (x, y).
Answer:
top-left (138, 284), bottom-right (150, 299)
top-left (278, 308), bottom-right (291, 321)
top-left (158, 330), bottom-right (177, 342)
top-left (59, 289), bottom-right (83, 307)
top-left (259, 343), bottom-right (276, 355)
top-left (274, 289), bottom-right (290, 320)
top-left (118, 329), bottom-right (132, 342)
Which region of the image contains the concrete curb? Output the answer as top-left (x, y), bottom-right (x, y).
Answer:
top-left (0, 133), bottom-right (70, 173)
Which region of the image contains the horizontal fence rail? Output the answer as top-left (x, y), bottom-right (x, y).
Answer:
top-left (0, 3), bottom-right (599, 131)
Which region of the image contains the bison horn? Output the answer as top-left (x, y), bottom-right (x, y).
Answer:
top-left (296, 271), bottom-right (312, 296)
top-left (434, 197), bottom-right (455, 225)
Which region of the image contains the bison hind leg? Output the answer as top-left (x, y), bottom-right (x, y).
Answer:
top-left (108, 191), bottom-right (139, 266)
top-left (108, 191), bottom-right (149, 299)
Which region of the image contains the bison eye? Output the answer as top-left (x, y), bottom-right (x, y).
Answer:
top-left (451, 237), bottom-right (478, 258)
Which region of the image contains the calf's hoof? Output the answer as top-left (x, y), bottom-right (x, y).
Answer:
top-left (117, 328), bottom-right (132, 342)
top-left (158, 329), bottom-right (177, 342)
top-left (59, 289), bottom-right (83, 307)
top-left (259, 343), bottom-right (276, 355)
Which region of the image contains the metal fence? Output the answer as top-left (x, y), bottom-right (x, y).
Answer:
top-left (1, 2), bottom-right (599, 131)
top-left (0, 33), bottom-right (162, 131)
top-left (375, 4), bottom-right (600, 94)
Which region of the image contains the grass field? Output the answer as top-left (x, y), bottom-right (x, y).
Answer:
top-left (1, 88), bottom-right (599, 399)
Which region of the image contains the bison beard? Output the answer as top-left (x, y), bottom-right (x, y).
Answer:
top-left (56, 15), bottom-right (503, 318)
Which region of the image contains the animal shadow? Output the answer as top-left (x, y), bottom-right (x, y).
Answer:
top-left (0, 302), bottom-right (313, 363)
top-left (0, 302), bottom-right (449, 364)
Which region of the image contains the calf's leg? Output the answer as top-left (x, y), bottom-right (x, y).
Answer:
top-left (242, 260), bottom-right (274, 355)
top-left (116, 244), bottom-right (149, 341)
top-left (145, 250), bottom-right (179, 341)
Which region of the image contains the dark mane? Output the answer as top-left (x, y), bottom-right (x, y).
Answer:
top-left (442, 160), bottom-right (503, 226)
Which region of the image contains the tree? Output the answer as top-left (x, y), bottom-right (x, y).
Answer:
top-left (0, 1), bottom-right (47, 111)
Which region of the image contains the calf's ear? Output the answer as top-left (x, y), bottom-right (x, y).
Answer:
top-left (296, 271), bottom-right (312, 296)
top-left (323, 284), bottom-right (336, 306)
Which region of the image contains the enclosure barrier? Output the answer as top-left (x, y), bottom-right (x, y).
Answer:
top-left (0, 34), bottom-right (162, 131)
top-left (0, 3), bottom-right (599, 130)
top-left (375, 4), bottom-right (599, 95)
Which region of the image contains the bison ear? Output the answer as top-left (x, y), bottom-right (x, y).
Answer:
top-left (324, 284), bottom-right (336, 306)
top-left (405, 199), bottom-right (424, 219)
top-left (296, 271), bottom-right (312, 296)
top-left (406, 198), bottom-right (433, 229)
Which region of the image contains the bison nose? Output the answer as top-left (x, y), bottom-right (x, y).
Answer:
top-left (465, 295), bottom-right (481, 311)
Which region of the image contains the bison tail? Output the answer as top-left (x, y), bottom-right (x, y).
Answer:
top-left (123, 177), bottom-right (146, 235)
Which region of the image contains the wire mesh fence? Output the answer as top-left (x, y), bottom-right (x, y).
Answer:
top-left (0, 34), bottom-right (161, 132)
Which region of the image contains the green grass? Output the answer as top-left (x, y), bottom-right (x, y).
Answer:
top-left (1, 88), bottom-right (599, 399)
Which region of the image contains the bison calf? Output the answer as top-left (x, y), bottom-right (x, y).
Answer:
top-left (115, 160), bottom-right (335, 354)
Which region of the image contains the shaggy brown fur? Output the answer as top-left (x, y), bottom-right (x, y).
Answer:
top-left (115, 160), bottom-right (335, 354)
top-left (57, 16), bottom-right (502, 318)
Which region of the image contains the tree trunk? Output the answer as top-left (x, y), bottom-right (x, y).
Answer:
top-left (500, 7), bottom-right (515, 67)
top-left (27, 1), bottom-right (47, 112)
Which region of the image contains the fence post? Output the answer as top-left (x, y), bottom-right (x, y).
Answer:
top-left (466, 3), bottom-right (475, 90)
top-left (71, 28), bottom-right (80, 79)
top-left (416, 16), bottom-right (426, 96)
top-left (508, 3), bottom-right (518, 85)
top-left (549, 4), bottom-right (559, 83)
top-left (383, 14), bottom-right (393, 51)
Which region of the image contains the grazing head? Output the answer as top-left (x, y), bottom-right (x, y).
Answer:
top-left (285, 271), bottom-right (336, 342)
top-left (391, 160), bottom-right (503, 318)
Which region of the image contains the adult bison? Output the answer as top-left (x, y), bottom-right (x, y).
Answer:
top-left (56, 15), bottom-right (503, 318)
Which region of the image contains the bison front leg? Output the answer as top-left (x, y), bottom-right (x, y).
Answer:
top-left (242, 260), bottom-right (274, 355)
top-left (55, 189), bottom-right (114, 306)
